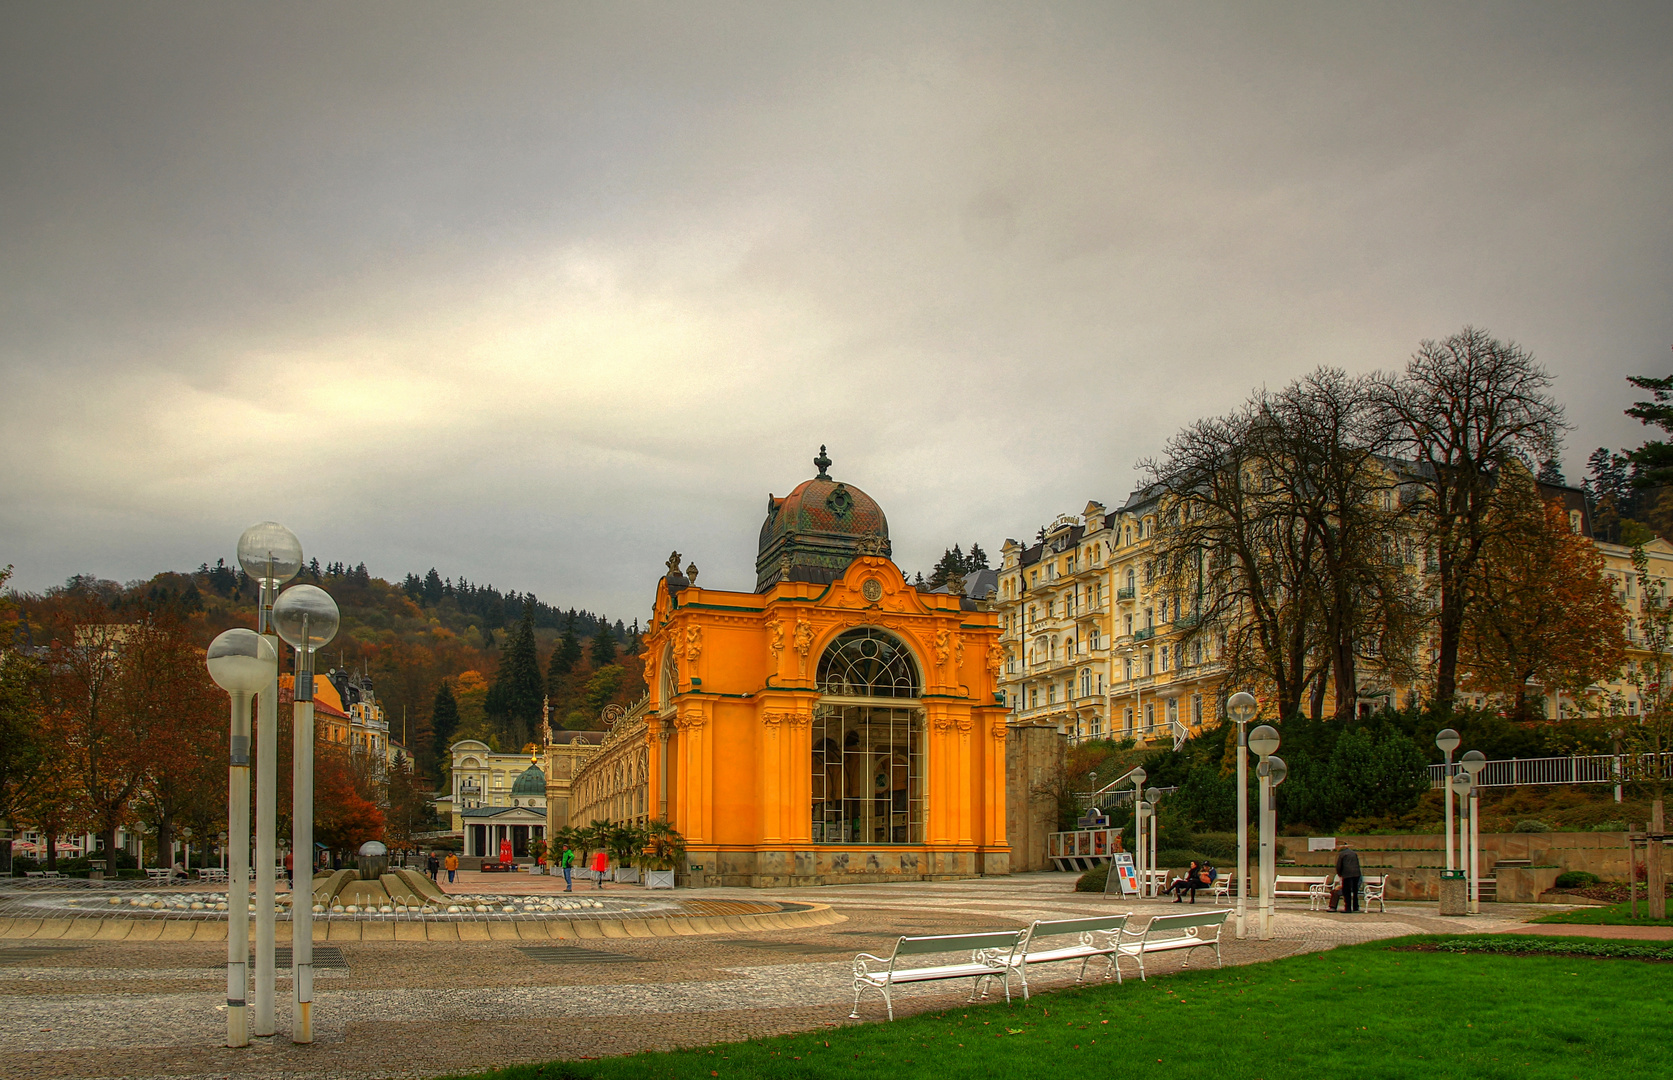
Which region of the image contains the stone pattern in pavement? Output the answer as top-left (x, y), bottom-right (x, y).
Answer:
top-left (0, 872), bottom-right (1576, 1080)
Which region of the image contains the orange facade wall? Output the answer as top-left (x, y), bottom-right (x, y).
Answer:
top-left (641, 554), bottom-right (1008, 887)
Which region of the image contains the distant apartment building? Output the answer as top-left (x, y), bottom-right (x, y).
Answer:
top-left (998, 492), bottom-right (1224, 746)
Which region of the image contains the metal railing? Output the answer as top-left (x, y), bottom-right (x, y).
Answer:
top-left (1427, 751), bottom-right (1673, 788)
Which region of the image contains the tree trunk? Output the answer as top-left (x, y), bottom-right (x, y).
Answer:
top-left (1309, 673), bottom-right (1327, 719)
top-left (43, 819), bottom-right (59, 871)
top-left (156, 818), bottom-right (173, 873)
top-left (1435, 604), bottom-right (1462, 705)
top-left (102, 826), bottom-right (120, 872)
top-left (1333, 644), bottom-right (1357, 722)
top-left (1651, 799), bottom-right (1666, 921)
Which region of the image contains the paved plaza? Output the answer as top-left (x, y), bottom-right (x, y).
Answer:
top-left (0, 872), bottom-right (1628, 1080)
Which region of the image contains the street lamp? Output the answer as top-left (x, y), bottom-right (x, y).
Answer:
top-left (1226, 691), bottom-right (1258, 938)
top-left (1130, 767), bottom-right (1146, 897)
top-left (1248, 723), bottom-right (1280, 940)
top-left (1460, 750), bottom-right (1486, 913)
top-left (1450, 772), bottom-right (1474, 913)
top-left (206, 627), bottom-right (277, 1048)
top-left (273, 583), bottom-right (339, 1045)
top-left (236, 521), bottom-right (301, 1039)
top-left (1435, 728), bottom-right (1460, 872)
top-left (1145, 787), bottom-right (1161, 896)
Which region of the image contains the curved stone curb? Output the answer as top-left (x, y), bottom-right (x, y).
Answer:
top-left (0, 903), bottom-right (845, 942)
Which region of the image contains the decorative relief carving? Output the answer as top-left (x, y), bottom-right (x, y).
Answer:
top-left (766, 617), bottom-right (784, 662)
top-left (793, 617), bottom-right (814, 675)
top-left (991, 719), bottom-right (1008, 740)
top-left (953, 633), bottom-right (964, 668)
top-left (987, 643), bottom-right (1005, 677)
top-left (683, 625), bottom-right (703, 663)
top-left (761, 710), bottom-right (808, 728)
top-left (956, 716), bottom-right (973, 733)
top-left (934, 628), bottom-right (951, 667)
top-left (674, 708), bottom-right (706, 731)
top-left (861, 577), bottom-right (884, 603)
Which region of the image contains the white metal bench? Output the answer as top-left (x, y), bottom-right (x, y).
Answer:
top-left (197, 868), bottom-right (228, 883)
top-left (851, 930), bottom-right (1024, 1020)
top-left (145, 867), bottom-right (174, 881)
top-left (1116, 909), bottom-right (1230, 981)
top-left (1010, 914), bottom-right (1131, 999)
top-left (1274, 874), bottom-right (1330, 901)
top-left (1210, 875), bottom-right (1244, 902)
top-left (1306, 874), bottom-right (1388, 912)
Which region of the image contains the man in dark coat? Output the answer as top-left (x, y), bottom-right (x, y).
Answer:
top-left (1334, 845), bottom-right (1363, 913)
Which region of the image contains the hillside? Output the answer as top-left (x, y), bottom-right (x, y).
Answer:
top-left (2, 560), bottom-right (649, 777)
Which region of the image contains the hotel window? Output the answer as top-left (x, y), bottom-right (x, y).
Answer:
top-left (1030, 687), bottom-right (1039, 709)
top-left (1125, 614), bottom-right (1134, 635)
top-left (1124, 657), bottom-right (1133, 681)
top-left (1048, 683), bottom-right (1057, 704)
top-left (1089, 627), bottom-right (1101, 650)
top-left (1192, 694), bottom-right (1203, 726)
top-left (1160, 645), bottom-right (1169, 672)
top-left (1144, 650), bottom-right (1154, 676)
top-left (1080, 669), bottom-right (1092, 697)
top-left (1167, 698), bottom-right (1178, 724)
top-left (1145, 702), bottom-right (1155, 730)
top-left (1193, 641), bottom-right (1203, 665)
top-left (1124, 707), bottom-right (1134, 733)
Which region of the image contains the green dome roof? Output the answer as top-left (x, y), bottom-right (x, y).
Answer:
top-left (511, 763), bottom-right (546, 797)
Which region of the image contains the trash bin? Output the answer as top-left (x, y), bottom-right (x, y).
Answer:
top-left (1439, 869), bottom-right (1467, 916)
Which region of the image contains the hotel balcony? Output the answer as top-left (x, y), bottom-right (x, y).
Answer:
top-left (1116, 586), bottom-right (1136, 601)
top-left (1133, 627), bottom-right (1156, 641)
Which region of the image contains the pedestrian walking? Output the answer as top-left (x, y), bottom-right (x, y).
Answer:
top-left (444, 851), bottom-right (459, 885)
top-left (591, 848), bottom-right (608, 889)
top-left (427, 853), bottom-right (440, 882)
top-left (1335, 844), bottom-right (1363, 913)
top-left (284, 850), bottom-right (293, 887)
top-left (561, 846), bottom-right (576, 891)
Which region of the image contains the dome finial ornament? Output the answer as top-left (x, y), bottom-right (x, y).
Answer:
top-left (814, 445), bottom-right (832, 480)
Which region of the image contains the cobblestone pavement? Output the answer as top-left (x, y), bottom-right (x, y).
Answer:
top-left (0, 873), bottom-right (1567, 1080)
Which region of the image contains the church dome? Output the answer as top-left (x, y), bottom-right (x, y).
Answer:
top-left (511, 763), bottom-right (546, 797)
top-left (756, 447), bottom-right (890, 592)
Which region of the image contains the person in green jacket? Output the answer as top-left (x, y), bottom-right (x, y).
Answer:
top-left (560, 847), bottom-right (576, 892)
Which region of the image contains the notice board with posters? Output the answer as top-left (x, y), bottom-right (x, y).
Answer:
top-left (1104, 852), bottom-right (1139, 896)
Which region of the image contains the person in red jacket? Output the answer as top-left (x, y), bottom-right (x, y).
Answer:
top-left (591, 849), bottom-right (609, 889)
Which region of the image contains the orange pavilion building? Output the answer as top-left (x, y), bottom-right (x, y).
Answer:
top-left (635, 449), bottom-right (1009, 887)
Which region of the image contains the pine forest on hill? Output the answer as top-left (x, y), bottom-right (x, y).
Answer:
top-left (1, 559), bottom-right (648, 781)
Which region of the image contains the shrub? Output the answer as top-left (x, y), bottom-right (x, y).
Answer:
top-left (1075, 865), bottom-right (1110, 892)
top-left (1514, 819), bottom-right (1552, 833)
top-left (1154, 849), bottom-right (1208, 872)
top-left (1593, 820), bottom-right (1627, 833)
top-left (1555, 871), bottom-right (1600, 889)
top-left (1192, 833), bottom-right (1240, 862)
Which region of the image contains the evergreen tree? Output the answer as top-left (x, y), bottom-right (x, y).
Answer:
top-left (966, 543), bottom-right (990, 570)
top-left (486, 603), bottom-right (544, 733)
top-left (590, 618), bottom-right (617, 668)
top-left (928, 546), bottom-right (965, 588)
top-left (1626, 372), bottom-right (1673, 488)
top-left (430, 681), bottom-right (460, 751)
top-left (549, 626), bottom-right (583, 683)
top-left (1536, 459), bottom-right (1566, 485)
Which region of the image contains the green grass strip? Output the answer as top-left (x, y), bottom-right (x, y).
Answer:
top-left (1531, 901), bottom-right (1673, 926)
top-left (1414, 934), bottom-right (1673, 960)
top-left (445, 935), bottom-right (1671, 1080)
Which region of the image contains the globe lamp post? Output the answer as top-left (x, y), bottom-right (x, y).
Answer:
top-left (273, 583), bottom-right (339, 1044)
top-left (1434, 728), bottom-right (1461, 872)
top-left (1248, 724), bottom-right (1281, 940)
top-left (1144, 787), bottom-right (1162, 896)
top-left (236, 521), bottom-right (301, 1038)
top-left (1226, 691), bottom-right (1258, 938)
top-left (1130, 766), bottom-right (1146, 897)
top-left (1461, 750), bottom-right (1486, 913)
top-left (1450, 772), bottom-right (1474, 914)
top-left (206, 628), bottom-right (277, 1048)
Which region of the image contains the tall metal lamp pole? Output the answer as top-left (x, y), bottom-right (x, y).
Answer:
top-left (1226, 692), bottom-right (1258, 939)
top-left (1248, 724), bottom-right (1281, 940)
top-left (205, 629), bottom-right (277, 1048)
top-left (273, 584), bottom-right (339, 1044)
top-left (1435, 729), bottom-right (1460, 873)
top-left (236, 522), bottom-right (302, 1038)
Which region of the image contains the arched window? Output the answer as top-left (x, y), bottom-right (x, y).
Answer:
top-left (659, 643), bottom-right (677, 714)
top-left (817, 628), bottom-right (921, 698)
top-left (812, 630), bottom-right (925, 846)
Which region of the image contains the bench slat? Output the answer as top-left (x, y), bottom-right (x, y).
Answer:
top-left (891, 931), bottom-right (1019, 957)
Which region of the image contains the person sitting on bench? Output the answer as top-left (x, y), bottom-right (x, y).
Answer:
top-left (1166, 861), bottom-right (1211, 903)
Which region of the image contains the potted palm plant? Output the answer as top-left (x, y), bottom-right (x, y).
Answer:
top-left (607, 824), bottom-right (647, 883)
top-left (642, 819), bottom-right (685, 889)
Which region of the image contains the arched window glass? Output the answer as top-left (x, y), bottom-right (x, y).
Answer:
top-left (659, 643), bottom-right (677, 714)
top-left (817, 628), bottom-right (921, 698)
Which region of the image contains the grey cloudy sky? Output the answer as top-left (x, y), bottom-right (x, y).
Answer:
top-left (3, 2), bottom-right (1670, 622)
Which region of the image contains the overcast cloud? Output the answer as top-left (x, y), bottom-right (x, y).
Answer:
top-left (3, 2), bottom-right (1670, 621)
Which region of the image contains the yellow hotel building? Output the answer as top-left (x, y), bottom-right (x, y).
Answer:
top-left (998, 489), bottom-right (1225, 746)
top-left (625, 449), bottom-right (1009, 887)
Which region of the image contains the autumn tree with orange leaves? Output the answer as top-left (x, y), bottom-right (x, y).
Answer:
top-left (1459, 474), bottom-right (1627, 720)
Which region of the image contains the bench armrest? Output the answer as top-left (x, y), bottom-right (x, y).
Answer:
top-left (853, 953), bottom-right (891, 980)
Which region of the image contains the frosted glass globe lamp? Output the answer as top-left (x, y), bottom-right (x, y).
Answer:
top-left (273, 585), bottom-right (340, 653)
top-left (237, 522), bottom-right (303, 588)
top-left (1248, 725), bottom-right (1280, 758)
top-left (206, 629), bottom-right (277, 694)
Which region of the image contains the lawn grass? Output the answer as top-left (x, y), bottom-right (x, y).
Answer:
top-left (448, 935), bottom-right (1671, 1080)
top-left (1532, 901), bottom-right (1673, 925)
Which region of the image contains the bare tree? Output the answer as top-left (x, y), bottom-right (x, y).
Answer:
top-left (1147, 369), bottom-right (1419, 719)
top-left (1374, 327), bottom-right (1566, 705)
